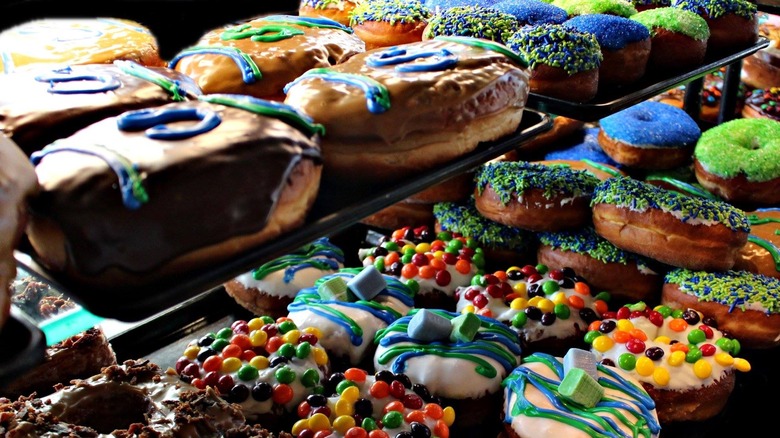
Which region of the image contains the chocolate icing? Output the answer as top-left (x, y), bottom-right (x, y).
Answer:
top-left (0, 63), bottom-right (202, 156)
top-left (28, 99), bottom-right (322, 277)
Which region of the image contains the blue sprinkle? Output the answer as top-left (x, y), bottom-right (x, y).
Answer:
top-left (492, 0), bottom-right (569, 25)
top-left (564, 14), bottom-right (650, 50)
top-left (544, 127), bottom-right (623, 167)
top-left (599, 101), bottom-right (701, 148)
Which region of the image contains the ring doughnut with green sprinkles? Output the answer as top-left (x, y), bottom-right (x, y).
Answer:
top-left (476, 161), bottom-right (601, 204)
top-left (505, 24), bottom-right (602, 75)
top-left (422, 5), bottom-right (521, 44)
top-left (693, 118), bottom-right (780, 182)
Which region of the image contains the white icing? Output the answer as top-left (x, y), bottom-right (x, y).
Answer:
top-left (233, 255), bottom-right (343, 299)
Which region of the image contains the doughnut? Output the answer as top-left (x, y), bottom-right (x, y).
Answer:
top-left (175, 317), bottom-right (330, 427)
top-left (298, 0), bottom-right (364, 26)
top-left (742, 87), bottom-right (780, 121)
top-left (741, 20), bottom-right (780, 90)
top-left (662, 269), bottom-right (780, 349)
top-left (421, 5), bottom-right (521, 44)
top-left (286, 267), bottom-right (415, 369)
top-left (0, 136), bottom-right (38, 332)
top-left (502, 115), bottom-right (585, 157)
top-left (586, 302), bottom-right (751, 423)
top-left (0, 60), bottom-right (202, 156)
top-left (543, 127), bottom-right (624, 170)
top-left (536, 158), bottom-right (626, 181)
top-left (433, 195), bottom-right (539, 270)
top-left (373, 308), bottom-right (523, 428)
top-left (734, 208), bottom-right (780, 278)
top-left (25, 95), bottom-right (324, 306)
top-left (597, 101), bottom-right (702, 170)
top-left (0, 18), bottom-right (164, 73)
top-left (563, 14), bottom-right (652, 87)
top-left (630, 7), bottom-right (710, 73)
top-left (553, 0), bottom-right (638, 17)
top-left (537, 227), bottom-right (663, 305)
top-left (671, 0), bottom-right (758, 55)
top-left (692, 118), bottom-right (780, 206)
top-left (454, 265), bottom-right (609, 355)
top-left (590, 177), bottom-right (750, 271)
top-left (473, 160), bottom-right (601, 232)
top-left (506, 24), bottom-right (602, 103)
top-left (349, 0), bottom-right (432, 50)
top-left (501, 352), bottom-right (661, 438)
top-left (405, 170), bottom-right (474, 203)
top-left (291, 368), bottom-right (456, 437)
top-left (169, 15), bottom-right (365, 100)
top-left (357, 226), bottom-right (486, 310)
top-left (283, 36), bottom-right (530, 183)
top-left (359, 200), bottom-right (436, 231)
top-left (492, 0), bottom-right (570, 26)
top-left (223, 237), bottom-right (345, 318)
top-left (0, 359), bottom-right (268, 436)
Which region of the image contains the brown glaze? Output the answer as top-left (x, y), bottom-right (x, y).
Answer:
top-left (734, 208), bottom-right (780, 278)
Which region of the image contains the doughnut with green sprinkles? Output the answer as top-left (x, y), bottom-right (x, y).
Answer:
top-left (505, 24), bottom-right (602, 75)
top-left (539, 226), bottom-right (653, 268)
top-left (631, 7), bottom-right (710, 40)
top-left (671, 0), bottom-right (757, 19)
top-left (665, 269), bottom-right (780, 313)
top-left (553, 0), bottom-right (638, 17)
top-left (590, 177), bottom-right (750, 232)
top-left (693, 118), bottom-right (780, 182)
top-left (475, 160), bottom-right (600, 204)
top-left (349, 0), bottom-right (431, 27)
top-left (422, 5), bottom-right (521, 44)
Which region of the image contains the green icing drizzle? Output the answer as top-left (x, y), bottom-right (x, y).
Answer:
top-left (631, 7), bottom-right (710, 40)
top-left (581, 159), bottom-right (623, 178)
top-left (553, 0), bottom-right (638, 17)
top-left (114, 60), bottom-right (188, 101)
top-left (694, 118), bottom-right (780, 182)
top-left (591, 177), bottom-right (750, 232)
top-left (221, 23), bottom-right (305, 42)
top-left (672, 0), bottom-right (757, 19)
top-left (506, 24), bottom-right (602, 75)
top-left (475, 161), bottom-right (600, 205)
top-left (749, 214), bottom-right (780, 226)
top-left (198, 94), bottom-right (326, 137)
top-left (665, 268), bottom-right (780, 313)
top-left (250, 239), bottom-right (343, 280)
top-left (747, 235), bottom-right (780, 272)
top-left (435, 35), bottom-right (528, 68)
top-left (644, 175), bottom-right (720, 200)
top-left (349, 0), bottom-right (431, 26)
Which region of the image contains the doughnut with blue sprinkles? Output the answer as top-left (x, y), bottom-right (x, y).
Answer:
top-left (492, 0), bottom-right (569, 25)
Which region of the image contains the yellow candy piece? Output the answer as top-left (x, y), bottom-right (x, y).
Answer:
top-left (313, 347), bottom-right (329, 366)
top-left (536, 298), bottom-right (555, 313)
top-left (443, 406), bottom-right (456, 426)
top-left (433, 250), bottom-right (445, 260)
top-left (591, 335), bottom-right (614, 352)
top-left (335, 399), bottom-right (354, 417)
top-left (507, 266), bottom-right (521, 272)
top-left (550, 292), bottom-right (567, 305)
top-left (714, 352), bottom-right (735, 367)
top-left (616, 319), bottom-right (634, 332)
top-left (247, 318), bottom-right (265, 331)
top-left (308, 413), bottom-right (331, 431)
top-left (249, 355), bottom-right (270, 370)
top-left (509, 298), bottom-right (527, 310)
top-left (652, 367), bottom-right (670, 386)
top-left (693, 359), bottom-right (712, 379)
top-left (462, 305), bottom-right (476, 314)
top-left (282, 330), bottom-right (301, 344)
top-left (221, 357), bottom-right (242, 373)
top-left (653, 336), bottom-right (671, 345)
top-left (402, 244), bottom-right (416, 253)
top-left (250, 330), bottom-right (268, 347)
top-left (291, 419), bottom-right (309, 436)
top-left (512, 283), bottom-right (527, 296)
top-left (667, 351), bottom-right (685, 367)
top-left (734, 358), bottom-right (752, 372)
top-left (635, 356), bottom-right (654, 377)
top-left (527, 296), bottom-right (543, 308)
top-left (333, 415), bottom-right (356, 435)
top-left (183, 345), bottom-right (200, 360)
top-left (340, 385), bottom-right (360, 403)
top-left (416, 242), bottom-right (431, 254)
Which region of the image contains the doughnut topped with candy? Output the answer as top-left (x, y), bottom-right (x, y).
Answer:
top-left (662, 269), bottom-right (780, 349)
top-left (586, 302), bottom-right (751, 423)
top-left (169, 14), bottom-right (365, 100)
top-left (742, 87), bottom-right (780, 121)
top-left (176, 317), bottom-right (330, 425)
top-left (735, 208), bottom-right (780, 278)
top-left (422, 5), bottom-right (521, 43)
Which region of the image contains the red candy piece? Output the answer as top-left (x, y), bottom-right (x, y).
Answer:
top-left (390, 380), bottom-right (406, 399)
top-left (473, 294), bottom-right (488, 309)
top-left (435, 270), bottom-right (451, 286)
top-left (699, 324), bottom-right (714, 339)
top-left (626, 339), bottom-right (646, 354)
top-left (616, 307), bottom-right (631, 320)
top-left (486, 284), bottom-right (504, 299)
top-left (700, 344), bottom-right (717, 356)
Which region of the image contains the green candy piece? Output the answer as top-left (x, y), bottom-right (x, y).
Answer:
top-left (278, 320), bottom-right (297, 334)
top-left (237, 364), bottom-right (259, 381)
top-left (301, 368), bottom-right (320, 387)
top-left (317, 276), bottom-right (353, 301)
top-left (558, 367), bottom-right (604, 408)
top-left (512, 312), bottom-right (528, 328)
top-left (216, 327), bottom-right (233, 339)
top-left (278, 343), bottom-right (296, 359)
top-left (210, 338), bottom-right (229, 352)
top-left (296, 341), bottom-right (312, 359)
top-left (450, 312), bottom-right (482, 343)
top-left (584, 330), bottom-right (601, 344)
top-left (275, 365), bottom-right (297, 384)
top-left (382, 411), bottom-right (404, 429)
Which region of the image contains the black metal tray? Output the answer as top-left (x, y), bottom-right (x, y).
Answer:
top-left (14, 110), bottom-right (551, 322)
top-left (527, 38), bottom-right (770, 122)
top-left (0, 306), bottom-right (47, 387)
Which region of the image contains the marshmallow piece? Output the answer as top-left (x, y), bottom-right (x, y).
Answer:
top-left (407, 309), bottom-right (452, 342)
top-left (559, 367), bottom-right (604, 408)
top-left (317, 276), bottom-right (353, 301)
top-left (449, 312), bottom-right (481, 343)
top-left (347, 265), bottom-right (387, 301)
top-left (564, 348), bottom-right (599, 381)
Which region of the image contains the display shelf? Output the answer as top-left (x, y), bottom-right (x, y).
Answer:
top-left (14, 110), bottom-right (552, 322)
top-left (0, 306), bottom-right (47, 387)
top-left (526, 38), bottom-right (769, 122)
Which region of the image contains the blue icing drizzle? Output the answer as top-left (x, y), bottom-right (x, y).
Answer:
top-left (34, 66), bottom-right (121, 94)
top-left (365, 46), bottom-right (459, 72)
top-left (262, 14), bottom-right (354, 33)
top-left (493, 0), bottom-right (569, 25)
top-left (116, 107), bottom-right (221, 140)
top-left (283, 68), bottom-right (391, 114)
top-left (564, 14), bottom-right (651, 50)
top-left (168, 46), bottom-right (261, 84)
top-left (545, 127), bottom-right (621, 166)
top-left (599, 101), bottom-right (701, 148)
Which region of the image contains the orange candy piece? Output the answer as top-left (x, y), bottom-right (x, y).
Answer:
top-left (574, 282), bottom-right (590, 295)
top-left (669, 318), bottom-right (688, 332)
top-left (455, 259), bottom-right (471, 274)
top-left (568, 295), bottom-right (585, 309)
top-left (344, 368), bottom-right (367, 382)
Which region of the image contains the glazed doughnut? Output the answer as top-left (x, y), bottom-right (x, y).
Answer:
top-left (0, 18), bottom-right (164, 73)
top-left (672, 0), bottom-right (758, 56)
top-left (0, 60), bottom-right (202, 156)
top-left (0, 359), bottom-right (265, 436)
top-left (492, 0), bottom-right (570, 26)
top-left (26, 95), bottom-right (324, 306)
top-left (454, 265), bottom-right (609, 355)
top-left (292, 368), bottom-right (456, 437)
top-left (537, 227), bottom-right (664, 305)
top-left (0, 136), bottom-right (38, 331)
top-left (283, 36), bottom-right (530, 183)
top-left (693, 118), bottom-right (780, 206)
top-left (506, 24), bottom-right (602, 102)
top-left (598, 101), bottom-right (702, 170)
top-left (422, 5), bottom-right (521, 44)
top-left (590, 177), bottom-right (750, 271)
top-left (630, 7), bottom-right (710, 73)
top-left (536, 158), bottom-right (626, 181)
top-left (359, 200), bottom-right (436, 230)
top-left (474, 160), bottom-right (601, 232)
top-left (563, 14), bottom-right (652, 87)
top-left (433, 195), bottom-right (539, 269)
top-left (169, 15), bottom-right (365, 100)
top-left (501, 352), bottom-right (661, 438)
top-left (662, 269), bottom-right (780, 349)
top-left (586, 302), bottom-right (752, 423)
top-left (373, 308), bottom-right (523, 428)
top-left (224, 237), bottom-right (345, 318)
top-left (357, 226), bottom-right (486, 310)
top-left (742, 87), bottom-right (780, 121)
top-left (349, 0), bottom-right (432, 50)
top-left (734, 208), bottom-right (780, 278)
top-left (298, 0), bottom-right (364, 26)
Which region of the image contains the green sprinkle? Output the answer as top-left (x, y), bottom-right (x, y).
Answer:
top-left (476, 160), bottom-right (600, 204)
top-left (349, 0), bottom-right (431, 26)
top-left (672, 0), bottom-right (757, 19)
top-left (665, 269), bottom-right (780, 313)
top-left (506, 23), bottom-right (602, 75)
top-left (553, 0), bottom-right (638, 17)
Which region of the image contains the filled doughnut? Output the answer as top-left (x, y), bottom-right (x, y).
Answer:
top-left (597, 101), bottom-right (702, 170)
top-left (298, 0), bottom-right (364, 26)
top-left (349, 0), bottom-right (432, 50)
top-left (590, 177), bottom-right (750, 271)
top-left (693, 117), bottom-right (780, 206)
top-left (283, 36), bottom-right (530, 183)
top-left (742, 87), bottom-right (780, 121)
top-left (734, 208), bottom-right (780, 278)
top-left (26, 95), bottom-right (324, 305)
top-left (586, 302), bottom-right (751, 423)
top-left (421, 5), bottom-right (521, 44)
top-left (493, 0), bottom-right (570, 26)
top-left (662, 269), bottom-right (780, 349)
top-left (169, 15), bottom-right (365, 100)
top-left (671, 0), bottom-right (758, 55)
top-left (630, 7), bottom-right (710, 73)
top-left (474, 160), bottom-right (601, 232)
